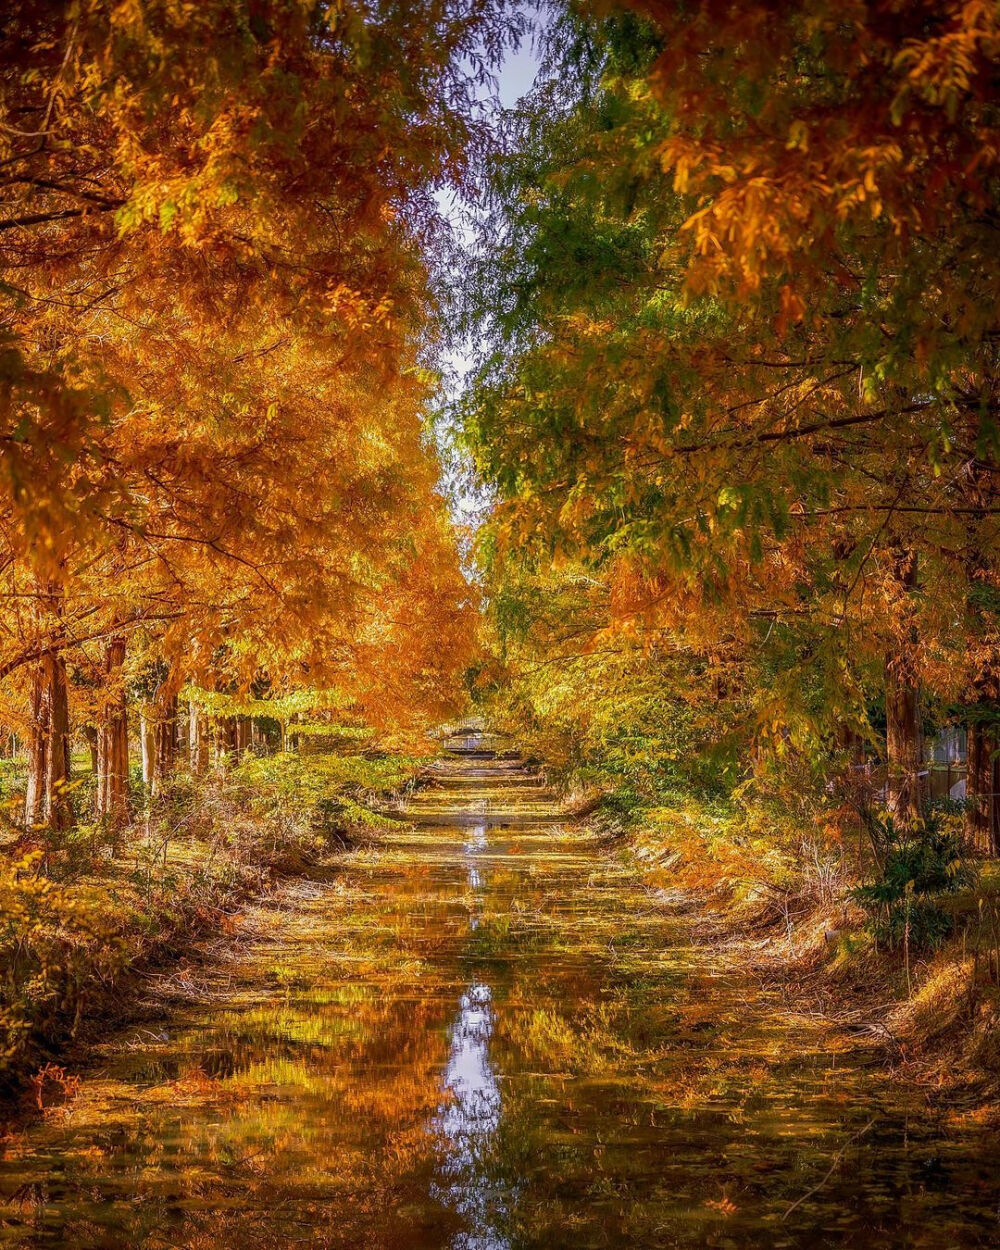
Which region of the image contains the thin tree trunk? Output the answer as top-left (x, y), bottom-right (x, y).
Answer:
top-left (885, 548), bottom-right (923, 827)
top-left (96, 634), bottom-right (131, 827)
top-left (235, 715), bottom-right (251, 756)
top-left (992, 744), bottom-right (1000, 855)
top-left (189, 702), bottom-right (209, 775)
top-left (140, 709), bottom-right (155, 791)
top-left (83, 724), bottom-right (99, 775)
top-left (153, 688), bottom-right (178, 791)
top-left (24, 664), bottom-right (49, 829)
top-left (215, 716), bottom-right (238, 761)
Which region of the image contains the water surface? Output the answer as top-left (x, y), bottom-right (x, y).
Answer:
top-left (1, 741), bottom-right (997, 1247)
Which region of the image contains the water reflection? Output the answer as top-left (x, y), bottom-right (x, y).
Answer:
top-left (466, 821), bottom-right (487, 930)
top-left (434, 983), bottom-right (510, 1250)
top-left (432, 820), bottom-right (510, 1248)
top-left (1, 746), bottom-right (998, 1249)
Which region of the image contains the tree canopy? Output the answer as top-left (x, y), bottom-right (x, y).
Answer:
top-left (457, 0), bottom-right (1000, 834)
top-left (0, 0), bottom-right (509, 823)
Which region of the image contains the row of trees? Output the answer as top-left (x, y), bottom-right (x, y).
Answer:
top-left (459, 0), bottom-right (1000, 843)
top-left (1, 0), bottom-right (497, 830)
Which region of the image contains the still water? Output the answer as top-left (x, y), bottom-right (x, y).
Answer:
top-left (1, 740), bottom-right (998, 1247)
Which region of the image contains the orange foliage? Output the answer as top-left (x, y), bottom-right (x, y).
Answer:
top-left (0, 0), bottom-right (491, 804)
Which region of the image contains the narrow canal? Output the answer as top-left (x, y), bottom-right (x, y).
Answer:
top-left (1, 737), bottom-right (997, 1247)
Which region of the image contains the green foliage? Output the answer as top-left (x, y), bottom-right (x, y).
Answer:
top-left (853, 806), bottom-right (979, 951)
top-left (594, 783), bottom-right (646, 829)
top-left (233, 751), bottom-right (419, 842)
top-left (456, 0), bottom-right (1000, 833)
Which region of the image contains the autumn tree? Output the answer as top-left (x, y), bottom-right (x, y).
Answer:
top-left (457, 2), bottom-right (1000, 831)
top-left (0, 0), bottom-right (501, 826)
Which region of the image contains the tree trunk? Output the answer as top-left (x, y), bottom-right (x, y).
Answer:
top-left (96, 634), bottom-right (131, 827)
top-left (43, 650), bottom-right (72, 832)
top-left (24, 664), bottom-right (49, 829)
top-left (83, 724), bottom-right (99, 775)
top-left (150, 685), bottom-right (178, 796)
top-left (959, 413), bottom-right (1000, 850)
top-left (885, 665), bottom-right (923, 826)
top-left (140, 709), bottom-right (155, 791)
top-left (143, 691), bottom-right (177, 798)
top-left (969, 723), bottom-right (1000, 853)
top-left (885, 548), bottom-right (923, 827)
top-left (24, 653), bottom-right (72, 831)
top-left (236, 715), bottom-right (251, 756)
top-left (215, 716), bottom-right (238, 761)
top-left (189, 702), bottom-right (209, 775)
top-left (992, 746), bottom-right (1000, 855)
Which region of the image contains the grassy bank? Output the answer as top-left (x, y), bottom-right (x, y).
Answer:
top-left (0, 750), bottom-right (422, 1107)
top-left (559, 767), bottom-right (1000, 1108)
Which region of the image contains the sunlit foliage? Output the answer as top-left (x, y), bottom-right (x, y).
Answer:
top-left (0, 0), bottom-right (502, 825)
top-left (458, 0), bottom-right (1000, 838)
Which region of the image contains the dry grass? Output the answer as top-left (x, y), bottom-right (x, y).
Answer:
top-left (0, 750), bottom-right (420, 1107)
top-left (620, 793), bottom-right (1000, 1108)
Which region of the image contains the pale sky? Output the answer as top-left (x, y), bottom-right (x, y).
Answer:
top-left (496, 26), bottom-right (543, 109)
top-left (435, 9), bottom-right (544, 381)
top-left (435, 9), bottom-right (545, 522)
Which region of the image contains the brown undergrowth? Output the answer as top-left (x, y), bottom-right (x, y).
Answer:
top-left (0, 750), bottom-right (420, 1115)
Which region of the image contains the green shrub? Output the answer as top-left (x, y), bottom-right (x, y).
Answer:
top-left (852, 804), bottom-right (978, 950)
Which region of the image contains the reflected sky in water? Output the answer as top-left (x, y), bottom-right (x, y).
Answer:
top-left (432, 819), bottom-right (510, 1249)
top-left (434, 983), bottom-right (509, 1250)
top-left (466, 822), bottom-right (486, 928)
